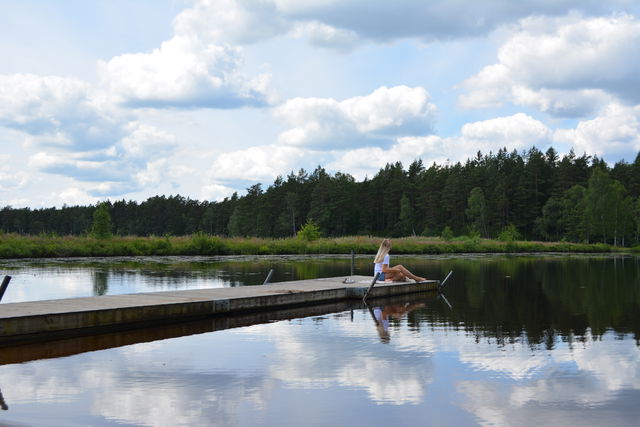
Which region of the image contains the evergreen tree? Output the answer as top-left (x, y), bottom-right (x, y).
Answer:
top-left (635, 197), bottom-right (640, 244)
top-left (536, 195), bottom-right (563, 241)
top-left (561, 185), bottom-right (587, 242)
top-left (441, 165), bottom-right (466, 233)
top-left (396, 193), bottom-right (414, 236)
top-left (583, 169), bottom-right (632, 245)
top-left (466, 187), bottom-right (488, 237)
top-left (90, 203), bottom-right (112, 239)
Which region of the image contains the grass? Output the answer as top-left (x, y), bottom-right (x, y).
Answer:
top-left (0, 233), bottom-right (629, 259)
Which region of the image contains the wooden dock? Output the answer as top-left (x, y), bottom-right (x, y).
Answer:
top-left (0, 275), bottom-right (438, 344)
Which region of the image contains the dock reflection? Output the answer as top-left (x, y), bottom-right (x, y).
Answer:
top-left (0, 292), bottom-right (437, 366)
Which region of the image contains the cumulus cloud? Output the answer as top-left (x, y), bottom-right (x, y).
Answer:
top-left (173, 0), bottom-right (289, 45)
top-left (201, 182), bottom-right (241, 202)
top-left (0, 170), bottom-right (29, 193)
top-left (0, 74), bottom-right (179, 197)
top-left (459, 113), bottom-right (552, 146)
top-left (460, 14), bottom-right (640, 116)
top-left (26, 120), bottom-right (177, 190)
top-left (201, 85), bottom-right (437, 189)
top-left (0, 74), bottom-right (126, 150)
top-left (208, 144), bottom-right (312, 182)
top-left (291, 21), bottom-right (360, 51)
top-left (172, 0), bottom-right (633, 48)
top-left (56, 187), bottom-right (99, 206)
top-left (0, 154), bottom-right (29, 193)
top-left (99, 36), bottom-right (271, 109)
top-left (275, 85), bottom-right (437, 149)
top-left (327, 113), bottom-right (552, 179)
top-left (554, 103), bottom-right (640, 158)
top-left (204, 112), bottom-right (551, 188)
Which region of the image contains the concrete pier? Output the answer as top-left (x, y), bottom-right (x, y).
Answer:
top-left (0, 275), bottom-right (438, 343)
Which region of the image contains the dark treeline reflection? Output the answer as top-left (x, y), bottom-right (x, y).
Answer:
top-left (408, 255), bottom-right (640, 347)
top-left (80, 256), bottom-right (361, 289)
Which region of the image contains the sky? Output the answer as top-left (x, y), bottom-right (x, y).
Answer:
top-left (1, 0), bottom-right (640, 208)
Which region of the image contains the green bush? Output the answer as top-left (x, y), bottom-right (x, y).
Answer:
top-left (498, 224), bottom-right (520, 242)
top-left (188, 232), bottom-right (224, 255)
top-left (297, 220), bottom-right (321, 241)
top-left (441, 226), bottom-right (454, 242)
top-left (466, 227), bottom-right (481, 243)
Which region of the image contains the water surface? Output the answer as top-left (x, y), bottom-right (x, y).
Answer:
top-left (0, 254), bottom-right (638, 426)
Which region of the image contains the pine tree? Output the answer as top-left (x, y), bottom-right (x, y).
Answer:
top-left (90, 203), bottom-right (112, 239)
top-left (396, 193), bottom-right (414, 236)
top-left (466, 187), bottom-right (488, 237)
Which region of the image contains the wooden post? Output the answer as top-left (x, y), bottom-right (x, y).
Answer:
top-left (362, 273), bottom-right (380, 302)
top-left (438, 271), bottom-right (453, 290)
top-left (263, 269), bottom-right (274, 285)
top-left (350, 250), bottom-right (355, 277)
top-left (0, 275), bottom-right (11, 303)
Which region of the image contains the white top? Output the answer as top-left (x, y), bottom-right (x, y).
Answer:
top-left (373, 254), bottom-right (390, 274)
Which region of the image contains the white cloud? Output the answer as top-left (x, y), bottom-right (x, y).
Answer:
top-left (204, 112), bottom-right (551, 188)
top-left (275, 85), bottom-right (437, 149)
top-left (0, 73), bottom-right (179, 196)
top-left (175, 0), bottom-right (633, 48)
top-left (56, 187), bottom-right (99, 206)
top-left (460, 14), bottom-right (640, 116)
top-left (554, 103), bottom-right (640, 158)
top-left (99, 35), bottom-right (271, 109)
top-left (26, 120), bottom-right (177, 193)
top-left (459, 113), bottom-right (552, 146)
top-left (0, 74), bottom-right (126, 150)
top-left (292, 21), bottom-right (360, 51)
top-left (201, 182), bottom-right (240, 201)
top-left (0, 155), bottom-right (29, 191)
top-left (118, 123), bottom-right (177, 163)
top-left (328, 113), bottom-right (552, 179)
top-left (207, 144), bottom-right (314, 183)
top-left (202, 85), bottom-right (438, 187)
top-left (173, 0), bottom-right (289, 45)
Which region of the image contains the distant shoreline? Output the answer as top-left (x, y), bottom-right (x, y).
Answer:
top-left (0, 233), bottom-right (636, 259)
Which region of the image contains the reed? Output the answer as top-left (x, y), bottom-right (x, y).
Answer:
top-left (0, 233), bottom-right (625, 259)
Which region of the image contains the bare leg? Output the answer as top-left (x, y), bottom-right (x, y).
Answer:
top-left (386, 265), bottom-right (426, 282)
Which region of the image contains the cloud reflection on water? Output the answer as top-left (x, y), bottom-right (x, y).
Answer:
top-left (0, 310), bottom-right (638, 426)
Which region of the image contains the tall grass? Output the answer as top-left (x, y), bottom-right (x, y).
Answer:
top-left (0, 232), bottom-right (625, 259)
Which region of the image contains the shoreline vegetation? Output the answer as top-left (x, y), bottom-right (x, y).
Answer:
top-left (0, 233), bottom-right (636, 259)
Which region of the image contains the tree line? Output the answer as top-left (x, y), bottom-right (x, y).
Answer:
top-left (1, 146), bottom-right (639, 246)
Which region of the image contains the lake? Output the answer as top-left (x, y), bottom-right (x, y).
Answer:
top-left (0, 254), bottom-right (638, 426)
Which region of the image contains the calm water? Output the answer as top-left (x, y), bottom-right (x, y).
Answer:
top-left (0, 254), bottom-right (638, 426)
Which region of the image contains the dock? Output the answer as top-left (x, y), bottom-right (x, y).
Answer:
top-left (0, 276), bottom-right (439, 344)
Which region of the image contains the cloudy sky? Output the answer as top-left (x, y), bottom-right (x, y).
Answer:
top-left (1, 0), bottom-right (640, 208)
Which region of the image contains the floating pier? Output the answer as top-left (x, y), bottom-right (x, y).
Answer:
top-left (0, 276), bottom-right (438, 344)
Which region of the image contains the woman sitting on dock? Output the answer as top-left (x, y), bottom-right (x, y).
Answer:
top-left (373, 239), bottom-right (426, 282)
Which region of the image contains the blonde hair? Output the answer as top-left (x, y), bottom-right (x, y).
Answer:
top-left (374, 239), bottom-right (391, 264)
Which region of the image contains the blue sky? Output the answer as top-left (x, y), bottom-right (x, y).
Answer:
top-left (1, 0), bottom-right (639, 207)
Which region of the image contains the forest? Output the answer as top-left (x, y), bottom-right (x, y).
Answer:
top-left (1, 146), bottom-right (639, 246)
